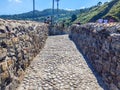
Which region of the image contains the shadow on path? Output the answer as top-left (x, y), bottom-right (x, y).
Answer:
top-left (69, 37), bottom-right (109, 90)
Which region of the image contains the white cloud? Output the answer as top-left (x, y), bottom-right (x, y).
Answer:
top-left (107, 0), bottom-right (111, 2)
top-left (65, 8), bottom-right (74, 11)
top-left (80, 7), bottom-right (85, 9)
top-left (8, 0), bottom-right (22, 3)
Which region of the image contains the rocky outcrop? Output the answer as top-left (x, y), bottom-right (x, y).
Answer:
top-left (69, 23), bottom-right (120, 90)
top-left (0, 19), bottom-right (48, 90)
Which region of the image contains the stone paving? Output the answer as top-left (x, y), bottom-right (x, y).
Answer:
top-left (17, 35), bottom-right (107, 90)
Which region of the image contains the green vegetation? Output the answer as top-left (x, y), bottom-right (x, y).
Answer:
top-left (71, 14), bottom-right (77, 22)
top-left (0, 0), bottom-right (120, 25)
top-left (59, 0), bottom-right (120, 26)
top-left (0, 9), bottom-right (81, 22)
top-left (105, 0), bottom-right (120, 21)
top-left (75, 0), bottom-right (120, 24)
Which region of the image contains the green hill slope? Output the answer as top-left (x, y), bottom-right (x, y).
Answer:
top-left (75, 0), bottom-right (120, 24)
top-left (105, 0), bottom-right (120, 21)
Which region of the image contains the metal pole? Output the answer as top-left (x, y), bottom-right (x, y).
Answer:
top-left (56, 0), bottom-right (59, 21)
top-left (52, 0), bottom-right (54, 25)
top-left (33, 0), bottom-right (35, 20)
top-left (57, 1), bottom-right (59, 14)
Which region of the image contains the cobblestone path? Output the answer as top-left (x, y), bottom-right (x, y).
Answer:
top-left (17, 35), bottom-right (106, 90)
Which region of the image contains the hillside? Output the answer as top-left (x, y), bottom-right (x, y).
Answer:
top-left (0, 9), bottom-right (82, 22)
top-left (105, 0), bottom-right (120, 21)
top-left (75, 0), bottom-right (120, 24)
top-left (0, 0), bottom-right (120, 25)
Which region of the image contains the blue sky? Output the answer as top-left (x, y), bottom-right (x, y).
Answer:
top-left (0, 0), bottom-right (111, 15)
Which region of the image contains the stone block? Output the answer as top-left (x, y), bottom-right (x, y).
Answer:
top-left (0, 48), bottom-right (7, 61)
top-left (110, 83), bottom-right (119, 90)
top-left (118, 82), bottom-right (120, 89)
top-left (102, 61), bottom-right (110, 73)
top-left (7, 59), bottom-right (14, 67)
top-left (11, 37), bottom-right (19, 44)
top-left (1, 71), bottom-right (9, 81)
top-left (116, 75), bottom-right (120, 82)
top-left (1, 61), bottom-right (8, 72)
top-left (116, 63), bottom-right (120, 75)
top-left (0, 33), bottom-right (6, 39)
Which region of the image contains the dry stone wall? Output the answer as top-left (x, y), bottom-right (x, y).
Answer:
top-left (69, 23), bottom-right (120, 90)
top-left (0, 19), bottom-right (48, 90)
top-left (49, 25), bottom-right (69, 35)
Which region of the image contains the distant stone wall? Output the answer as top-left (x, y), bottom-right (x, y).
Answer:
top-left (49, 24), bottom-right (69, 35)
top-left (69, 23), bottom-right (120, 90)
top-left (0, 19), bottom-right (48, 90)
